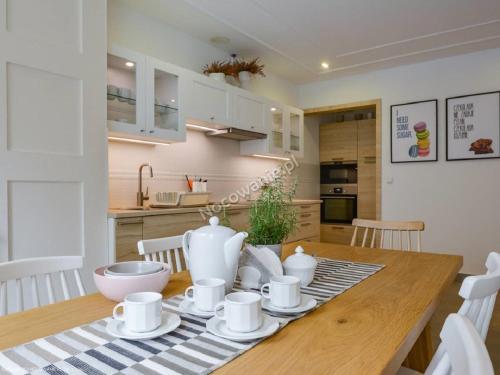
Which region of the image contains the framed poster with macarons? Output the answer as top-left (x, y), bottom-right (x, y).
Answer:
top-left (391, 99), bottom-right (438, 163)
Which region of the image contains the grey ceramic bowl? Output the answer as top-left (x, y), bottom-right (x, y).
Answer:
top-left (104, 261), bottom-right (164, 277)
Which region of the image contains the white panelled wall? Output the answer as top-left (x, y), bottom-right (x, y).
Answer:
top-left (299, 48), bottom-right (500, 274)
top-left (0, 0), bottom-right (107, 309)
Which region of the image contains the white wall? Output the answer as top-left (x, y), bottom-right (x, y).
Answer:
top-left (299, 48), bottom-right (500, 274)
top-left (107, 1), bottom-right (318, 208)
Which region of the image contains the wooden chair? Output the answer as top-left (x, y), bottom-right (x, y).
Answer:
top-left (398, 313), bottom-right (494, 375)
top-left (351, 218), bottom-right (425, 251)
top-left (0, 256), bottom-right (85, 316)
top-left (137, 235), bottom-right (186, 273)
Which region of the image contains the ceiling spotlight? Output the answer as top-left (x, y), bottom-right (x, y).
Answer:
top-left (270, 107), bottom-right (277, 112)
top-left (170, 99), bottom-right (176, 103)
top-left (125, 61), bottom-right (135, 67)
top-left (321, 62), bottom-right (329, 69)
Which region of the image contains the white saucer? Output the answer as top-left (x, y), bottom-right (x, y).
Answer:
top-left (206, 314), bottom-right (280, 342)
top-left (179, 299), bottom-right (214, 318)
top-left (262, 294), bottom-right (317, 314)
top-left (106, 311), bottom-right (181, 340)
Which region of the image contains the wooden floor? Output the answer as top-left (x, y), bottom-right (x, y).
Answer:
top-left (430, 277), bottom-right (500, 372)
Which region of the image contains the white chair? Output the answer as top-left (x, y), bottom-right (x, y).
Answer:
top-left (398, 314), bottom-right (494, 375)
top-left (137, 235), bottom-right (186, 273)
top-left (420, 251), bottom-right (500, 374)
top-left (351, 218), bottom-right (425, 251)
top-left (458, 251), bottom-right (500, 340)
top-left (0, 256), bottom-right (86, 316)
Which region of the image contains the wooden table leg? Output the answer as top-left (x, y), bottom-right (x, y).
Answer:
top-left (402, 323), bottom-right (434, 372)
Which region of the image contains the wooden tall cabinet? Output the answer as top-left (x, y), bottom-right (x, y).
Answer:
top-left (357, 119), bottom-right (376, 220)
top-left (319, 121), bottom-right (358, 162)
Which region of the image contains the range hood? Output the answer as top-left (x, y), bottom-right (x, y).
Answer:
top-left (206, 128), bottom-right (267, 141)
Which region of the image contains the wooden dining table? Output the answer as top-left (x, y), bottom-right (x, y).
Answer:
top-left (0, 242), bottom-right (462, 375)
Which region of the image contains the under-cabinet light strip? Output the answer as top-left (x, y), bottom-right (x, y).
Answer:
top-left (252, 154), bottom-right (291, 161)
top-left (108, 137), bottom-right (169, 146)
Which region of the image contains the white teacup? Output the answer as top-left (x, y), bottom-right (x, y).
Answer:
top-left (261, 275), bottom-right (301, 308)
top-left (184, 278), bottom-right (225, 312)
top-left (214, 292), bottom-right (262, 333)
top-left (112, 292), bottom-right (162, 333)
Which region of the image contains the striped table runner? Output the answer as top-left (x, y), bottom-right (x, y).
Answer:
top-left (0, 258), bottom-right (384, 375)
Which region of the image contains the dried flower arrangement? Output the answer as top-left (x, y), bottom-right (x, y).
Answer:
top-left (231, 58), bottom-right (266, 77)
top-left (202, 60), bottom-right (230, 75)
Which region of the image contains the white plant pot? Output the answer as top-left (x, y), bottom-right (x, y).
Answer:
top-left (255, 244), bottom-right (282, 258)
top-left (238, 71), bottom-right (252, 89)
top-left (209, 72), bottom-right (226, 82)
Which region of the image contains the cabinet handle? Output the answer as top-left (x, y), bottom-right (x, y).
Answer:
top-left (228, 211), bottom-right (242, 216)
top-left (140, 129), bottom-right (146, 133)
top-left (300, 205), bottom-right (312, 209)
top-left (250, 125), bottom-right (255, 129)
top-left (331, 157), bottom-right (344, 161)
top-left (330, 226), bottom-right (345, 231)
top-left (117, 219), bottom-right (143, 225)
top-left (149, 130), bottom-right (155, 134)
top-left (300, 223), bottom-right (312, 227)
top-left (300, 213), bottom-right (312, 218)
top-left (210, 116), bottom-right (215, 121)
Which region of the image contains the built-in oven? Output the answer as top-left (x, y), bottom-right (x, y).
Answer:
top-left (320, 184), bottom-right (357, 224)
top-left (320, 162), bottom-right (357, 185)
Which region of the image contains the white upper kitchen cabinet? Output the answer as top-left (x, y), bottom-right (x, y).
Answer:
top-left (232, 87), bottom-right (267, 133)
top-left (186, 72), bottom-right (232, 128)
top-left (145, 57), bottom-right (187, 142)
top-left (107, 46), bottom-right (187, 143)
top-left (240, 103), bottom-right (304, 159)
top-left (287, 106), bottom-right (304, 158)
top-left (107, 46), bottom-right (146, 137)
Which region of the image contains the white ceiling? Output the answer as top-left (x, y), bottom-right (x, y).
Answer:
top-left (120, 0), bottom-right (500, 83)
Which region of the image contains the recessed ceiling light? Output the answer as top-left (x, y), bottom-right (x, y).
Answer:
top-left (270, 107), bottom-right (277, 112)
top-left (321, 62), bottom-right (329, 69)
top-left (125, 61), bottom-right (135, 67)
top-left (170, 99), bottom-right (176, 103)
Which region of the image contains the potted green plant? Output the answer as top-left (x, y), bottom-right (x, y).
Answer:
top-left (202, 60), bottom-right (230, 82)
top-left (246, 174), bottom-right (297, 257)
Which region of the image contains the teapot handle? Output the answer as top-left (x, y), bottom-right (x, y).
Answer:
top-left (182, 230), bottom-right (193, 268)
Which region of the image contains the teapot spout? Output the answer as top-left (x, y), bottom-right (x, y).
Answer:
top-left (224, 231), bottom-right (248, 269)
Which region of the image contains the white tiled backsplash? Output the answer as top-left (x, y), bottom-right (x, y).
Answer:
top-left (108, 130), bottom-right (319, 208)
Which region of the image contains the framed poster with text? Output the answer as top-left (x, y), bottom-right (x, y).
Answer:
top-left (391, 99), bottom-right (438, 163)
top-left (446, 91), bottom-right (500, 161)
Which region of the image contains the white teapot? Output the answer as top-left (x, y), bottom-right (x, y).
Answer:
top-left (182, 216), bottom-right (248, 291)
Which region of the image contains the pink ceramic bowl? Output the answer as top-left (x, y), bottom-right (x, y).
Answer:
top-left (94, 262), bottom-right (171, 301)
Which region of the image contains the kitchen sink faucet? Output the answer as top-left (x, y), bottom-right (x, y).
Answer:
top-left (137, 163), bottom-right (154, 207)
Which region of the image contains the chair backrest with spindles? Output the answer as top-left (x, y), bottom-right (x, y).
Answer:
top-left (458, 251), bottom-right (500, 340)
top-left (137, 235), bottom-right (186, 273)
top-left (0, 256), bottom-right (86, 316)
top-left (424, 252), bottom-right (500, 373)
top-left (423, 314), bottom-right (494, 375)
top-left (351, 219), bottom-right (425, 252)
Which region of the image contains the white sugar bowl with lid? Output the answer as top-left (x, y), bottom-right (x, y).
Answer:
top-left (282, 246), bottom-right (317, 287)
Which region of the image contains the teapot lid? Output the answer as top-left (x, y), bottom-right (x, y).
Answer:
top-left (193, 216), bottom-right (236, 237)
top-left (283, 246), bottom-right (317, 269)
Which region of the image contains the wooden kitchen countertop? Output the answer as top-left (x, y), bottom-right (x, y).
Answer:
top-left (108, 199), bottom-right (322, 218)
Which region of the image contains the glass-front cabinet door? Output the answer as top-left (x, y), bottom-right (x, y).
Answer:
top-left (146, 58), bottom-right (186, 142)
top-left (107, 47), bottom-right (146, 135)
top-left (270, 104), bottom-right (285, 154)
top-left (287, 107), bottom-right (304, 158)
